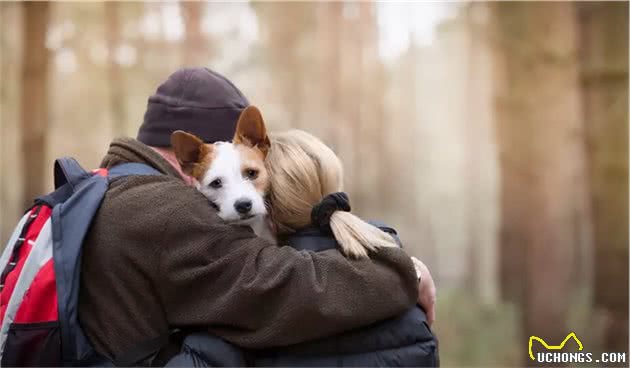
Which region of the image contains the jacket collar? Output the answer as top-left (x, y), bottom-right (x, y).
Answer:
top-left (281, 226), bottom-right (339, 253)
top-left (100, 137), bottom-right (183, 180)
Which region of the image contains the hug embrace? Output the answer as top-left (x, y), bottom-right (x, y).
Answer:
top-left (0, 68), bottom-right (439, 367)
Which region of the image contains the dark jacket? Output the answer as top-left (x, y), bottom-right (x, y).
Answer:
top-left (166, 225), bottom-right (439, 367)
top-left (78, 138), bottom-right (420, 361)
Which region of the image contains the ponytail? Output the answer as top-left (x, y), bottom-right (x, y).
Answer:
top-left (330, 211), bottom-right (398, 259)
top-left (267, 130), bottom-right (398, 258)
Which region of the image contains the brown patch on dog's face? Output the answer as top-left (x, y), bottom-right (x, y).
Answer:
top-left (188, 145), bottom-right (215, 180)
top-left (171, 130), bottom-right (215, 181)
top-left (236, 144), bottom-right (270, 195)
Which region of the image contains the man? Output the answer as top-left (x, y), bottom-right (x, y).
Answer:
top-left (79, 68), bottom-right (436, 362)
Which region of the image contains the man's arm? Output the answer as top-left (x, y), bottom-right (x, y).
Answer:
top-left (157, 193), bottom-right (419, 349)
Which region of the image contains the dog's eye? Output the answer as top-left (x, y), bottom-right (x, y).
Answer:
top-left (245, 169), bottom-right (258, 180)
top-left (209, 179), bottom-right (222, 189)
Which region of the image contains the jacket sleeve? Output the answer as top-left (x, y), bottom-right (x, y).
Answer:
top-left (156, 190), bottom-right (419, 349)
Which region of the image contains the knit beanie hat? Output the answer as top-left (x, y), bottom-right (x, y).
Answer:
top-left (137, 68), bottom-right (250, 147)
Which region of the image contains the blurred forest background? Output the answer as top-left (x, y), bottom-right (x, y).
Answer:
top-left (0, 1), bottom-right (628, 366)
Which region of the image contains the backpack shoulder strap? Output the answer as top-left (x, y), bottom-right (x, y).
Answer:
top-left (39, 159), bottom-right (162, 365)
top-left (54, 157), bottom-right (89, 190)
top-left (52, 162), bottom-right (160, 365)
top-left (108, 163), bottom-right (162, 178)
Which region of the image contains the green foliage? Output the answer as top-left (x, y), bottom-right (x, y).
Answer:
top-left (432, 290), bottom-right (521, 367)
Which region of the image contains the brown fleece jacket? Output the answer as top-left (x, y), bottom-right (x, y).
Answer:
top-left (78, 138), bottom-right (419, 360)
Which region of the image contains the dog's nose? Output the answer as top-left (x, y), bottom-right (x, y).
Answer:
top-left (234, 199), bottom-right (253, 214)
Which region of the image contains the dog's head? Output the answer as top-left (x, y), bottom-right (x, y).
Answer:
top-left (171, 106), bottom-right (270, 222)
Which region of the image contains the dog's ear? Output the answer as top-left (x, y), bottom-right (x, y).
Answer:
top-left (233, 105), bottom-right (270, 157)
top-left (170, 130), bottom-right (209, 177)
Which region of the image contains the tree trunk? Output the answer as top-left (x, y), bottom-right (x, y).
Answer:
top-left (491, 3), bottom-right (586, 364)
top-left (20, 1), bottom-right (50, 210)
top-left (105, 1), bottom-right (127, 137)
top-left (180, 1), bottom-right (206, 66)
top-left (464, 4), bottom-right (481, 296)
top-left (252, 2), bottom-right (312, 129)
top-left (346, 3), bottom-right (366, 212)
top-left (464, 2), bottom-right (499, 304)
top-left (320, 2), bottom-right (342, 151)
top-left (358, 2), bottom-right (388, 215)
top-left (577, 1), bottom-right (629, 354)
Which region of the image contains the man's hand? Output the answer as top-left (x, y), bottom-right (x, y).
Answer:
top-left (412, 257), bottom-right (436, 326)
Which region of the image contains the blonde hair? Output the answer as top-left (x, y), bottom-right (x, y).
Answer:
top-left (266, 130), bottom-right (398, 258)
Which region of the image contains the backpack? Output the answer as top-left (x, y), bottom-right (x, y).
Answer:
top-left (0, 157), bottom-right (161, 366)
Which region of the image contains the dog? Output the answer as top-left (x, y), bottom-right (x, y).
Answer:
top-left (171, 105), bottom-right (274, 241)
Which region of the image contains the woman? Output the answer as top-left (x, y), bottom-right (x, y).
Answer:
top-left (167, 130), bottom-right (438, 367)
top-left (253, 130), bottom-right (438, 366)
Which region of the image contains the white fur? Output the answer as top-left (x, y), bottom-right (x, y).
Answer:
top-left (194, 142), bottom-right (274, 243)
top-left (195, 142), bottom-right (267, 223)
top-left (238, 215), bottom-right (276, 243)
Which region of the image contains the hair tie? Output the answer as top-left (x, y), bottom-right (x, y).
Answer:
top-left (311, 192), bottom-right (351, 234)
